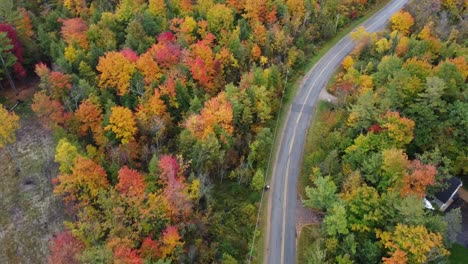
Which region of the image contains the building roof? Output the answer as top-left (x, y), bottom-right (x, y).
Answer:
top-left (434, 177), bottom-right (463, 204)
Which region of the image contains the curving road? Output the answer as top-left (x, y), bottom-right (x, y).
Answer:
top-left (265, 0), bottom-right (409, 263)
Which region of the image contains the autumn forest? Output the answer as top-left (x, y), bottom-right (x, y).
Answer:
top-left (0, 0), bottom-right (466, 263)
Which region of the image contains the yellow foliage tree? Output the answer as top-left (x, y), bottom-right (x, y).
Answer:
top-left (351, 26), bottom-right (370, 42)
top-left (64, 44), bottom-right (78, 63)
top-left (286, 0), bottom-right (306, 24)
top-left (0, 104), bottom-right (20, 149)
top-left (105, 106), bottom-right (138, 144)
top-left (148, 0), bottom-right (167, 17)
top-left (376, 38), bottom-right (391, 54)
top-left (342, 55), bottom-right (354, 70)
top-left (381, 111), bottom-right (415, 147)
top-left (390, 11), bottom-right (414, 35)
top-left (61, 0), bottom-right (87, 16)
top-left (55, 138), bottom-right (79, 173)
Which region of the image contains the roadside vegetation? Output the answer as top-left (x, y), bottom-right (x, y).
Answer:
top-left (0, 0), bottom-right (393, 262)
top-left (449, 243), bottom-right (468, 264)
top-left (300, 0), bottom-right (467, 263)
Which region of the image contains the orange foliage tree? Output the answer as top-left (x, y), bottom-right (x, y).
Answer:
top-left (74, 98), bottom-right (104, 142)
top-left (185, 91), bottom-right (234, 140)
top-left (382, 249), bottom-right (408, 264)
top-left (377, 224), bottom-right (449, 264)
top-left (53, 156), bottom-right (109, 205)
top-left (49, 71), bottom-right (72, 100)
top-left (35, 63), bottom-right (72, 100)
top-left (243, 0), bottom-right (268, 24)
top-left (136, 89), bottom-right (170, 136)
top-left (31, 91), bottom-right (66, 129)
top-left (136, 51), bottom-right (162, 85)
top-left (60, 17), bottom-right (89, 49)
top-left (187, 37), bottom-right (220, 94)
top-left (401, 160), bottom-right (437, 197)
top-left (159, 226), bottom-right (183, 259)
top-left (16, 8), bottom-right (34, 38)
top-left (97, 51), bottom-right (136, 96)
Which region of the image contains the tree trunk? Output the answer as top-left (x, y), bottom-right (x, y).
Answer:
top-left (0, 53), bottom-right (17, 94)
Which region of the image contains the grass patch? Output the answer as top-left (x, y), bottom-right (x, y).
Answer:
top-left (253, 1), bottom-right (392, 262)
top-left (297, 224), bottom-right (321, 264)
top-left (450, 244), bottom-right (468, 264)
top-left (298, 101), bottom-right (332, 198)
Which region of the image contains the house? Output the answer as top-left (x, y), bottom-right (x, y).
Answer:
top-left (432, 177), bottom-right (463, 212)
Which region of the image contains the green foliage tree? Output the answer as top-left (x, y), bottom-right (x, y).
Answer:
top-left (304, 173), bottom-right (338, 211)
top-left (251, 169), bottom-right (265, 191)
top-left (323, 202), bottom-right (349, 237)
top-left (0, 32), bottom-right (16, 80)
top-left (125, 19), bottom-right (153, 54)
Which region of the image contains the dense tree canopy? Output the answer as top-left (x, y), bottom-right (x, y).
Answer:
top-left (3, 0), bottom-right (459, 263)
top-left (303, 1), bottom-right (467, 262)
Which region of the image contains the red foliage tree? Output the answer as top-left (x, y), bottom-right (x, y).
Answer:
top-left (158, 155), bottom-right (180, 184)
top-left (187, 36), bottom-right (225, 94)
top-left (147, 32), bottom-right (181, 69)
top-left (120, 48), bottom-right (139, 63)
top-left (140, 237), bottom-right (160, 260)
top-left (368, 123), bottom-right (382, 133)
top-left (158, 155), bottom-right (192, 219)
top-left (0, 23), bottom-right (26, 77)
top-left (114, 245), bottom-right (143, 264)
top-left (157, 32), bottom-right (175, 43)
top-left (48, 231), bottom-right (84, 264)
top-left (115, 166), bottom-right (146, 198)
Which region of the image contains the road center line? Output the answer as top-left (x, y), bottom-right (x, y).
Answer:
top-left (277, 0), bottom-right (407, 262)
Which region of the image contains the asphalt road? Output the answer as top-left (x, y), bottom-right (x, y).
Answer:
top-left (265, 0), bottom-right (409, 263)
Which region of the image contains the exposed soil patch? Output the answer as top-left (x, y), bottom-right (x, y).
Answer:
top-left (296, 195), bottom-right (323, 239)
top-left (0, 77), bottom-right (39, 103)
top-left (0, 117), bottom-right (64, 263)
